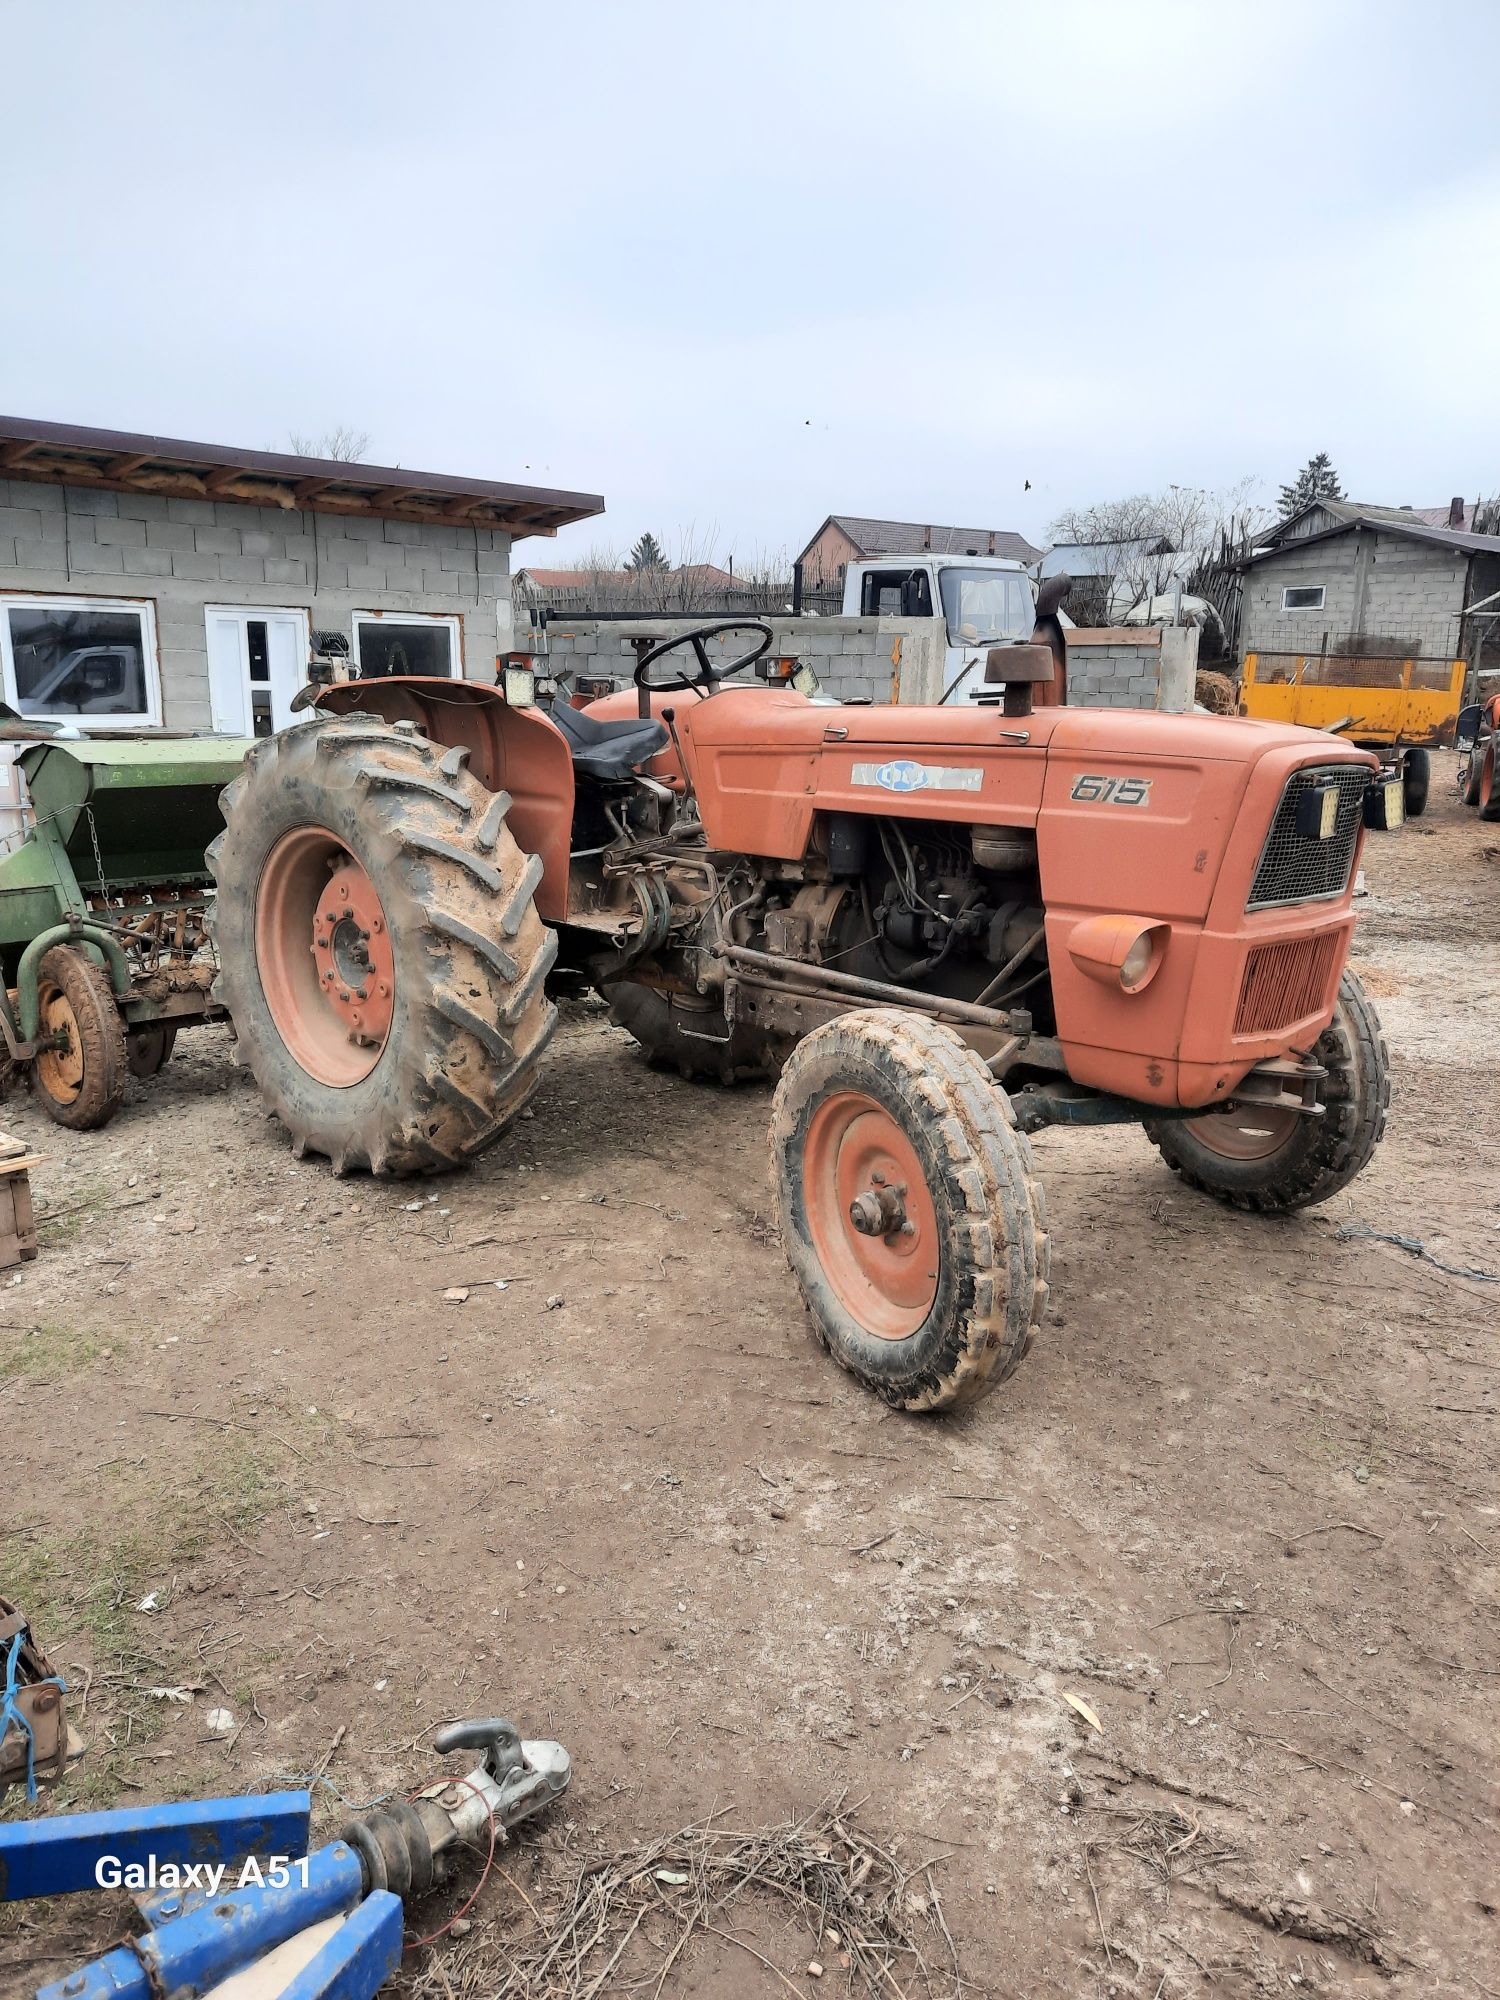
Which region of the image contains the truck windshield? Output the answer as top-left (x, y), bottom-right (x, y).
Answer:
top-left (938, 569), bottom-right (1035, 648)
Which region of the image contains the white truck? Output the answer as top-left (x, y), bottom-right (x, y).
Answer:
top-left (839, 553), bottom-right (1038, 702)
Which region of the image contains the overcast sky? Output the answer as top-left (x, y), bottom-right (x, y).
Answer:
top-left (4, 0), bottom-right (1498, 565)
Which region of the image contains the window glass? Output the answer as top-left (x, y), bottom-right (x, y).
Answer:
top-left (1282, 586), bottom-right (1325, 611)
top-left (6, 604), bottom-right (150, 716)
top-left (937, 568), bottom-right (1034, 646)
top-left (355, 619), bottom-right (456, 678)
top-left (859, 569), bottom-right (934, 617)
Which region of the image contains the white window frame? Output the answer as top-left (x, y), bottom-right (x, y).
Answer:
top-left (1281, 585), bottom-right (1326, 612)
top-left (350, 610), bottom-right (462, 679)
top-left (0, 591), bottom-right (162, 727)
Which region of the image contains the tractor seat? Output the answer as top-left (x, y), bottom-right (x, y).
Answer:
top-left (546, 699), bottom-right (669, 782)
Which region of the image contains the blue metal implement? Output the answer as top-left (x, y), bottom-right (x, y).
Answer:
top-left (16, 1714), bottom-right (570, 2000)
top-left (280, 1892), bottom-right (404, 2000)
top-left (36, 1841), bottom-right (363, 2000)
top-left (0, 1791), bottom-right (311, 1902)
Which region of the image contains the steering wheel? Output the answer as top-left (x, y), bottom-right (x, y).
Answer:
top-left (632, 621), bottom-right (773, 702)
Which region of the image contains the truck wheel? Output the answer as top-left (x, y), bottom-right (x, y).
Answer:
top-left (208, 717), bottom-right (557, 1175)
top-left (606, 979), bottom-right (786, 1082)
top-left (1480, 742), bottom-right (1500, 822)
top-left (1401, 746), bottom-right (1430, 818)
top-left (1143, 969), bottom-right (1388, 1214)
top-left (127, 1023), bottom-right (177, 1079)
top-left (32, 946), bottom-right (127, 1131)
top-left (770, 1008), bottom-right (1049, 1411)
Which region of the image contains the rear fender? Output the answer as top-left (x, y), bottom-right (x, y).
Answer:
top-left (314, 678), bottom-right (572, 920)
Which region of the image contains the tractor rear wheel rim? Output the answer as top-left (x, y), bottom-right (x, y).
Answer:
top-left (256, 826), bottom-right (395, 1087)
top-left (36, 988), bottom-right (84, 1103)
top-left (1182, 1102), bottom-right (1301, 1161)
top-left (803, 1090), bottom-right (938, 1340)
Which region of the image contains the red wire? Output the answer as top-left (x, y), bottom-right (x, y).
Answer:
top-left (403, 1772), bottom-right (498, 1949)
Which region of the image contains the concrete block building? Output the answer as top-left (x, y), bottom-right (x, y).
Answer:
top-left (1241, 500), bottom-right (1500, 668)
top-left (0, 417), bottom-right (602, 735)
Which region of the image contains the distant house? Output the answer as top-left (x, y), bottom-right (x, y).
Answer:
top-left (1241, 503), bottom-right (1500, 669)
top-left (0, 416), bottom-right (601, 735)
top-left (797, 515), bottom-right (1041, 591)
top-left (1265, 496), bottom-right (1496, 545)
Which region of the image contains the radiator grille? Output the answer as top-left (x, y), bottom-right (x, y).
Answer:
top-left (1247, 764), bottom-right (1368, 911)
top-left (1234, 933), bottom-right (1341, 1037)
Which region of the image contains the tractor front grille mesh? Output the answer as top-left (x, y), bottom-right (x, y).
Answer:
top-left (1247, 764), bottom-right (1368, 911)
top-left (1234, 932), bottom-right (1341, 1037)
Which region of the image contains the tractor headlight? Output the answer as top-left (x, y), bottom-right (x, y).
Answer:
top-left (1119, 934), bottom-right (1156, 990)
top-left (1066, 915), bottom-right (1168, 994)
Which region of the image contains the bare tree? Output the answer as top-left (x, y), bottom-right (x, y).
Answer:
top-left (286, 426), bottom-right (372, 462)
top-left (1048, 480), bottom-right (1274, 627)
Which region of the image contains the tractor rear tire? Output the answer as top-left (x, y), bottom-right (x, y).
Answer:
top-left (208, 717), bottom-right (557, 1175)
top-left (1479, 741), bottom-right (1500, 822)
top-left (32, 946), bottom-right (128, 1131)
top-left (1401, 746), bottom-right (1430, 818)
top-left (1143, 968), bottom-right (1388, 1214)
top-left (606, 979), bottom-right (786, 1083)
top-left (770, 1008), bottom-right (1049, 1412)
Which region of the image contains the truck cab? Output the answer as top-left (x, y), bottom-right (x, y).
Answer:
top-left (841, 555), bottom-right (1037, 702)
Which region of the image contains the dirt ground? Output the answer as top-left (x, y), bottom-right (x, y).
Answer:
top-left (3, 755), bottom-right (1497, 1999)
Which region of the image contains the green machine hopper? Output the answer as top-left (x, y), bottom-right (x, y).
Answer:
top-left (0, 733), bottom-right (253, 1129)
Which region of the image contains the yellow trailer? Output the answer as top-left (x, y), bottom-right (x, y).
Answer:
top-left (1239, 652), bottom-right (1466, 818)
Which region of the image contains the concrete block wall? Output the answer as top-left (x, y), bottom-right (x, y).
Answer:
top-left (1360, 539), bottom-right (1466, 656)
top-left (1066, 629), bottom-right (1164, 709)
top-left (535, 616), bottom-right (947, 704)
top-left (1242, 531), bottom-right (1464, 661)
top-left (0, 479), bottom-right (514, 728)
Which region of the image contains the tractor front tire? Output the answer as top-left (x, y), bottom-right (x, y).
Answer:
top-left (607, 978), bottom-right (787, 1083)
top-left (1401, 746), bottom-right (1430, 818)
top-left (1461, 746), bottom-right (1485, 807)
top-left (1143, 968), bottom-right (1389, 1214)
top-left (208, 717), bottom-right (556, 1175)
top-left (770, 1009), bottom-right (1049, 1412)
top-left (32, 946), bottom-right (127, 1131)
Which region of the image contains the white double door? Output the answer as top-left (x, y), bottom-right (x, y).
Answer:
top-left (206, 607), bottom-right (311, 736)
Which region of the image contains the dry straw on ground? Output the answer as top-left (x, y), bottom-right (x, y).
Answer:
top-left (403, 1798), bottom-right (969, 2000)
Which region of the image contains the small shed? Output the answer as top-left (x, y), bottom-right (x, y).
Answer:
top-left (1241, 504), bottom-right (1500, 673)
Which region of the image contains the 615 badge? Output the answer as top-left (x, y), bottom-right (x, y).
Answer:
top-left (1069, 773), bottom-right (1152, 806)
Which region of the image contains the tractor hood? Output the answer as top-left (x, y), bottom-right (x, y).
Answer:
top-left (670, 687), bottom-right (1375, 862)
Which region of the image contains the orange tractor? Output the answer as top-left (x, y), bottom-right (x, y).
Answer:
top-left (209, 594), bottom-right (1390, 1411)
